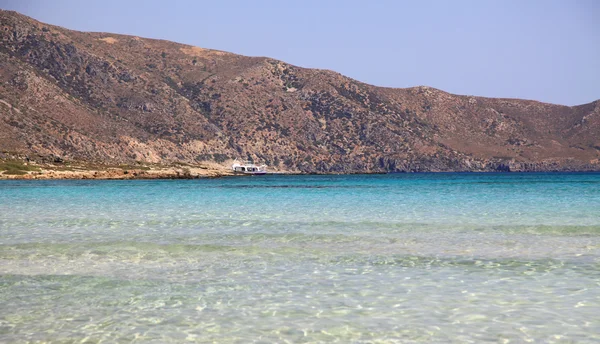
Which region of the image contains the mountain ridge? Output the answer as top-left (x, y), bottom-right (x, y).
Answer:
top-left (1, 10), bottom-right (599, 174)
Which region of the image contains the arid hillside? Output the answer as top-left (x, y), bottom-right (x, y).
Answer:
top-left (1, 10), bottom-right (599, 173)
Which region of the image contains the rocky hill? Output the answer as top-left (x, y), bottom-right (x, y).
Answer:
top-left (1, 10), bottom-right (599, 173)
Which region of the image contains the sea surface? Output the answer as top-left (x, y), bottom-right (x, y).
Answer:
top-left (1, 173), bottom-right (599, 343)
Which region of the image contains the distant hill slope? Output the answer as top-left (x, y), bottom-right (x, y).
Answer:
top-left (1, 10), bottom-right (599, 172)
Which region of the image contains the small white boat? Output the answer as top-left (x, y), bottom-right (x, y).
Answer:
top-left (232, 160), bottom-right (267, 175)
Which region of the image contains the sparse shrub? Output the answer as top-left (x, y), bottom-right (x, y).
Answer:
top-left (196, 154), bottom-right (211, 161)
top-left (0, 160), bottom-right (41, 175)
top-left (196, 154), bottom-right (229, 163)
top-left (284, 158), bottom-right (294, 167)
top-left (213, 154), bottom-right (228, 163)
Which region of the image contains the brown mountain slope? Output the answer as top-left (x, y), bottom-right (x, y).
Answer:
top-left (1, 10), bottom-right (599, 173)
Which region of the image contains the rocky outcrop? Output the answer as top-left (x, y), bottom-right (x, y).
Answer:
top-left (1, 10), bottom-right (599, 173)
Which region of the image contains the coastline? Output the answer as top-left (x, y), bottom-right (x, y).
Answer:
top-left (4, 168), bottom-right (600, 180)
top-left (2, 158), bottom-right (599, 180)
top-left (0, 161), bottom-right (234, 180)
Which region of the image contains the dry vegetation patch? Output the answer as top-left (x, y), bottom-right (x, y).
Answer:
top-left (98, 37), bottom-right (118, 44)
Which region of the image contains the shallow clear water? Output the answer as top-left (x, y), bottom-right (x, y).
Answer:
top-left (1, 173), bottom-right (599, 343)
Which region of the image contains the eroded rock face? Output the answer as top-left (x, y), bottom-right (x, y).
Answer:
top-left (1, 10), bottom-right (599, 172)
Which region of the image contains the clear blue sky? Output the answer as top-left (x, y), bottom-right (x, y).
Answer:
top-left (2, 0), bottom-right (599, 105)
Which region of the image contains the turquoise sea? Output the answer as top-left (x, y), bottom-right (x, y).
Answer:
top-left (1, 173), bottom-right (599, 343)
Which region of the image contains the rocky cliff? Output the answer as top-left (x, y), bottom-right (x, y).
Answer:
top-left (1, 10), bottom-right (599, 173)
